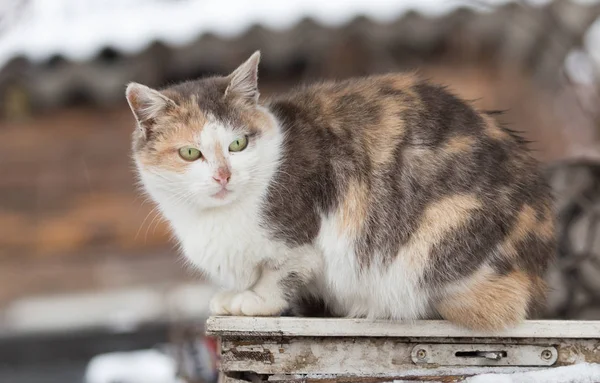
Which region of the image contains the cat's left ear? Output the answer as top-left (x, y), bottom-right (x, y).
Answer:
top-left (225, 51), bottom-right (260, 104)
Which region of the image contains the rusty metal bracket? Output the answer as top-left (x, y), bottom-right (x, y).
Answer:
top-left (411, 344), bottom-right (558, 366)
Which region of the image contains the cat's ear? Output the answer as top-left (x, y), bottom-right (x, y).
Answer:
top-left (125, 82), bottom-right (176, 133)
top-left (225, 51), bottom-right (260, 104)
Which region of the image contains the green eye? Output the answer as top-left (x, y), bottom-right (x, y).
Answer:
top-left (178, 147), bottom-right (202, 161)
top-left (229, 136), bottom-right (248, 152)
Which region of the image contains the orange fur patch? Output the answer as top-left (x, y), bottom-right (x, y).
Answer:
top-left (509, 204), bottom-right (538, 242)
top-left (390, 74), bottom-right (418, 90)
top-left (405, 194), bottom-right (482, 273)
top-left (365, 102), bottom-right (406, 167)
top-left (337, 179), bottom-right (369, 237)
top-left (436, 267), bottom-right (532, 330)
top-left (319, 74), bottom-right (414, 168)
top-left (537, 205), bottom-right (556, 241)
top-left (249, 107), bottom-right (277, 134)
top-left (499, 204), bottom-right (553, 259)
top-left (443, 135), bottom-right (475, 155)
top-left (482, 114), bottom-right (510, 141)
top-left (136, 101), bottom-right (208, 172)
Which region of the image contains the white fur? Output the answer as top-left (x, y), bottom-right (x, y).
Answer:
top-left (317, 215), bottom-right (431, 320)
top-left (136, 109), bottom-right (430, 319)
top-left (138, 111), bottom-right (321, 315)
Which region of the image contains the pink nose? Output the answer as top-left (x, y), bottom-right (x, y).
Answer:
top-left (213, 168), bottom-right (231, 186)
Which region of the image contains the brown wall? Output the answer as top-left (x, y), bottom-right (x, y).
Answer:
top-left (0, 106), bottom-right (171, 261)
top-left (0, 61), bottom-right (587, 307)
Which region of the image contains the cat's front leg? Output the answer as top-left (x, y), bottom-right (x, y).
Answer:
top-left (229, 271), bottom-right (290, 316)
top-left (209, 278), bottom-right (287, 316)
top-left (209, 265), bottom-right (261, 315)
top-left (209, 290), bottom-right (238, 315)
top-left (210, 267), bottom-right (293, 316)
top-left (210, 247), bottom-right (320, 316)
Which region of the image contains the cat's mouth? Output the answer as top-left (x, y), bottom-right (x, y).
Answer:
top-left (212, 188), bottom-right (231, 200)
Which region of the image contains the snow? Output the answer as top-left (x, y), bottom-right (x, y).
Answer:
top-left (85, 349), bottom-right (182, 383)
top-left (85, 356), bottom-right (599, 383)
top-left (584, 16), bottom-right (600, 68)
top-left (0, 0), bottom-right (597, 76)
top-left (0, 0), bottom-right (523, 70)
top-left (465, 363), bottom-right (600, 383)
top-left (1, 283), bottom-right (216, 335)
top-left (0, 0), bottom-right (598, 74)
top-left (565, 50), bottom-right (598, 85)
top-left (4, 287), bottom-right (166, 334)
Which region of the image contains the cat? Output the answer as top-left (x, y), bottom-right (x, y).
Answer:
top-left (126, 51), bottom-right (556, 330)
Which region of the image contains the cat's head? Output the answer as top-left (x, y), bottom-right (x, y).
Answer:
top-left (126, 51), bottom-right (280, 211)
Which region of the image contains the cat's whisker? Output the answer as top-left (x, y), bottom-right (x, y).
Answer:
top-left (143, 190), bottom-right (194, 241)
top-left (135, 205), bottom-right (161, 242)
top-left (145, 209), bottom-right (164, 243)
top-left (151, 213), bottom-right (169, 236)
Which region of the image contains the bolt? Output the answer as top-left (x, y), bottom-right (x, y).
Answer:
top-left (416, 349), bottom-right (427, 360)
top-left (541, 350), bottom-right (553, 360)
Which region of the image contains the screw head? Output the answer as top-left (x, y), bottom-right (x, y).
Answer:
top-left (541, 350), bottom-right (553, 360)
top-left (416, 349), bottom-right (427, 360)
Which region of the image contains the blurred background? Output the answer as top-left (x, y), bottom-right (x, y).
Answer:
top-left (1, 0), bottom-right (600, 382)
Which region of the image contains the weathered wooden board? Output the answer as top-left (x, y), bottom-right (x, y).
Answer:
top-left (206, 317), bottom-right (600, 339)
top-left (207, 317), bottom-right (600, 382)
top-left (217, 336), bottom-right (600, 375)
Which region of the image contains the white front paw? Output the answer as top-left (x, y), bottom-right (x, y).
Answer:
top-left (209, 291), bottom-right (237, 315)
top-left (210, 290), bottom-right (288, 316)
top-left (229, 290), bottom-right (288, 316)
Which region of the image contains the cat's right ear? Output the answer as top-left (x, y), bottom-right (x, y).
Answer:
top-left (125, 82), bottom-right (175, 135)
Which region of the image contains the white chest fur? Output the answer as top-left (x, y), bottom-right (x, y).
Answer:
top-left (163, 202), bottom-right (282, 290)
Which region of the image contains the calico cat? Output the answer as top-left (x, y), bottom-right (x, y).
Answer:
top-left (126, 51), bottom-right (555, 330)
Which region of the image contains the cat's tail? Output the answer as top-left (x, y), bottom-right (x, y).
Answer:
top-left (434, 270), bottom-right (547, 331)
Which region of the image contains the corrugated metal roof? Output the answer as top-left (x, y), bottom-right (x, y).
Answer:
top-left (0, 0), bottom-right (596, 112)
top-left (0, 0), bottom-right (529, 69)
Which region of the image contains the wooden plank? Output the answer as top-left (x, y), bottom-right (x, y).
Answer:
top-left (206, 317), bottom-right (600, 339)
top-left (218, 336), bottom-right (600, 375)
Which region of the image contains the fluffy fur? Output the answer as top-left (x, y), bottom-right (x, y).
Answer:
top-left (126, 51), bottom-right (556, 330)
